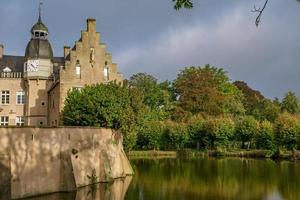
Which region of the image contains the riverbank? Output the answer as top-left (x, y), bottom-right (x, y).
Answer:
top-left (127, 149), bottom-right (300, 160)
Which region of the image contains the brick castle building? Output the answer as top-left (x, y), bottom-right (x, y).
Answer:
top-left (0, 13), bottom-right (123, 127)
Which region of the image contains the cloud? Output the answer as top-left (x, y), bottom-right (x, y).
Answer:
top-left (115, 2), bottom-right (300, 99)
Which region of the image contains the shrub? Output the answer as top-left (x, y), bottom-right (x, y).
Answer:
top-left (186, 114), bottom-right (208, 149)
top-left (162, 121), bottom-right (189, 150)
top-left (256, 120), bottom-right (274, 150)
top-left (204, 116), bottom-right (235, 149)
top-left (274, 113), bottom-right (300, 150)
top-left (136, 120), bottom-right (165, 150)
top-left (235, 116), bottom-right (260, 149)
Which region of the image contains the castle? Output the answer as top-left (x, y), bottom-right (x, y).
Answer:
top-left (0, 13), bottom-right (123, 127)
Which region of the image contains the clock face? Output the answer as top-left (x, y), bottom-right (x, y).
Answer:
top-left (27, 60), bottom-right (39, 72)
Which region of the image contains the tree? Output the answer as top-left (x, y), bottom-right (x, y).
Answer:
top-left (255, 120), bottom-right (274, 150)
top-left (62, 83), bottom-right (137, 150)
top-left (255, 99), bottom-right (281, 122)
top-left (128, 73), bottom-right (173, 113)
top-left (174, 65), bottom-right (245, 115)
top-left (234, 81), bottom-right (265, 115)
top-left (204, 116), bottom-right (235, 149)
top-left (281, 91), bottom-right (300, 114)
top-left (235, 116), bottom-right (260, 149)
top-left (274, 112), bottom-right (300, 150)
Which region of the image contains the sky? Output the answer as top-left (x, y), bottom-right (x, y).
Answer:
top-left (0, 0), bottom-right (299, 99)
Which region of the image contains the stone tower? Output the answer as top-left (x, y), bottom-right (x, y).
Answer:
top-left (23, 7), bottom-right (54, 126)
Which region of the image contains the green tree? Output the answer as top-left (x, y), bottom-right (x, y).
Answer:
top-left (162, 121), bottom-right (189, 150)
top-left (255, 120), bottom-right (274, 150)
top-left (235, 116), bottom-right (260, 149)
top-left (281, 91), bottom-right (300, 114)
top-left (129, 73), bottom-right (174, 117)
top-left (274, 112), bottom-right (300, 150)
top-left (62, 83), bottom-right (137, 150)
top-left (204, 117), bottom-right (235, 149)
top-left (187, 114), bottom-right (208, 149)
top-left (233, 81), bottom-right (265, 115)
top-left (174, 65), bottom-right (245, 115)
top-left (256, 99), bottom-right (281, 122)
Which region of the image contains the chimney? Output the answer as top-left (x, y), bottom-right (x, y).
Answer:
top-left (64, 46), bottom-right (70, 59)
top-left (87, 18), bottom-right (96, 33)
top-left (0, 44), bottom-right (3, 59)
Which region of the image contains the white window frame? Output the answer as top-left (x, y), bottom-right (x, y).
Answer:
top-left (16, 116), bottom-right (24, 126)
top-left (16, 91), bottom-right (25, 105)
top-left (0, 116), bottom-right (9, 126)
top-left (1, 90), bottom-right (10, 105)
top-left (72, 87), bottom-right (83, 92)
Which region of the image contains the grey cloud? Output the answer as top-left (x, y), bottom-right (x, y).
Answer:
top-left (0, 0), bottom-right (299, 99)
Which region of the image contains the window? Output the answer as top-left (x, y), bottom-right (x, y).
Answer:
top-left (16, 116), bottom-right (24, 126)
top-left (75, 60), bottom-right (81, 76)
top-left (104, 67), bottom-right (109, 81)
top-left (72, 87), bottom-right (82, 91)
top-left (1, 90), bottom-right (10, 105)
top-left (16, 91), bottom-right (25, 105)
top-left (0, 116), bottom-right (9, 126)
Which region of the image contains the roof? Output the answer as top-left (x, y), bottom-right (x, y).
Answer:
top-left (0, 55), bottom-right (65, 73)
top-left (31, 17), bottom-right (49, 33)
top-left (25, 39), bottom-right (53, 59)
top-left (0, 55), bottom-right (25, 72)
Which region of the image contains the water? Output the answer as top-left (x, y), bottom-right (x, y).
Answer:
top-left (13, 157), bottom-right (300, 200)
top-left (126, 158), bottom-right (300, 200)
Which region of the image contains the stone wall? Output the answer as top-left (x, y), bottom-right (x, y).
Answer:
top-left (0, 127), bottom-right (133, 199)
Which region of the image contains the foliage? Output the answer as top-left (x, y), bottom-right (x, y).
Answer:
top-left (174, 65), bottom-right (245, 116)
top-left (173, 0), bottom-right (193, 10)
top-left (234, 81), bottom-right (265, 115)
top-left (136, 120), bottom-right (165, 150)
top-left (274, 113), bottom-right (300, 150)
top-left (62, 83), bottom-right (132, 128)
top-left (128, 73), bottom-right (174, 119)
top-left (186, 114), bottom-right (208, 149)
top-left (255, 99), bottom-right (281, 122)
top-left (281, 91), bottom-right (300, 114)
top-left (204, 116), bottom-right (235, 149)
top-left (62, 83), bottom-right (137, 150)
top-left (235, 116), bottom-right (260, 149)
top-left (61, 66), bottom-right (300, 153)
top-left (255, 120), bottom-right (274, 150)
top-left (162, 121), bottom-right (189, 150)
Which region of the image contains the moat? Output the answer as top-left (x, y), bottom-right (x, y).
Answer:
top-left (14, 157), bottom-right (300, 200)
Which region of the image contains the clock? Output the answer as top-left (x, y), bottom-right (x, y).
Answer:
top-left (27, 60), bottom-right (39, 72)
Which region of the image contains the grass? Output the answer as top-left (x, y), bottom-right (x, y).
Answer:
top-left (127, 149), bottom-right (300, 160)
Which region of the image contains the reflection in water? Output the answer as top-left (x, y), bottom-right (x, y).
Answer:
top-left (126, 158), bottom-right (300, 200)
top-left (23, 176), bottom-right (132, 200)
top-left (9, 158), bottom-right (300, 200)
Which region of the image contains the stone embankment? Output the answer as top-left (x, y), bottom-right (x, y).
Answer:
top-left (0, 127), bottom-right (133, 199)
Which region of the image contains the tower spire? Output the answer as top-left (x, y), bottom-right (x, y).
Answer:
top-left (38, 1), bottom-right (43, 22)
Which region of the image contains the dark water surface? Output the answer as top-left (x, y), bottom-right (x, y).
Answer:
top-left (19, 158), bottom-right (300, 200)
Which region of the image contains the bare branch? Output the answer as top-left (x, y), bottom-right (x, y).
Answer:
top-left (252, 0), bottom-right (269, 27)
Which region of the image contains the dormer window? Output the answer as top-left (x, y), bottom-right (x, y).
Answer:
top-left (3, 67), bottom-right (11, 73)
